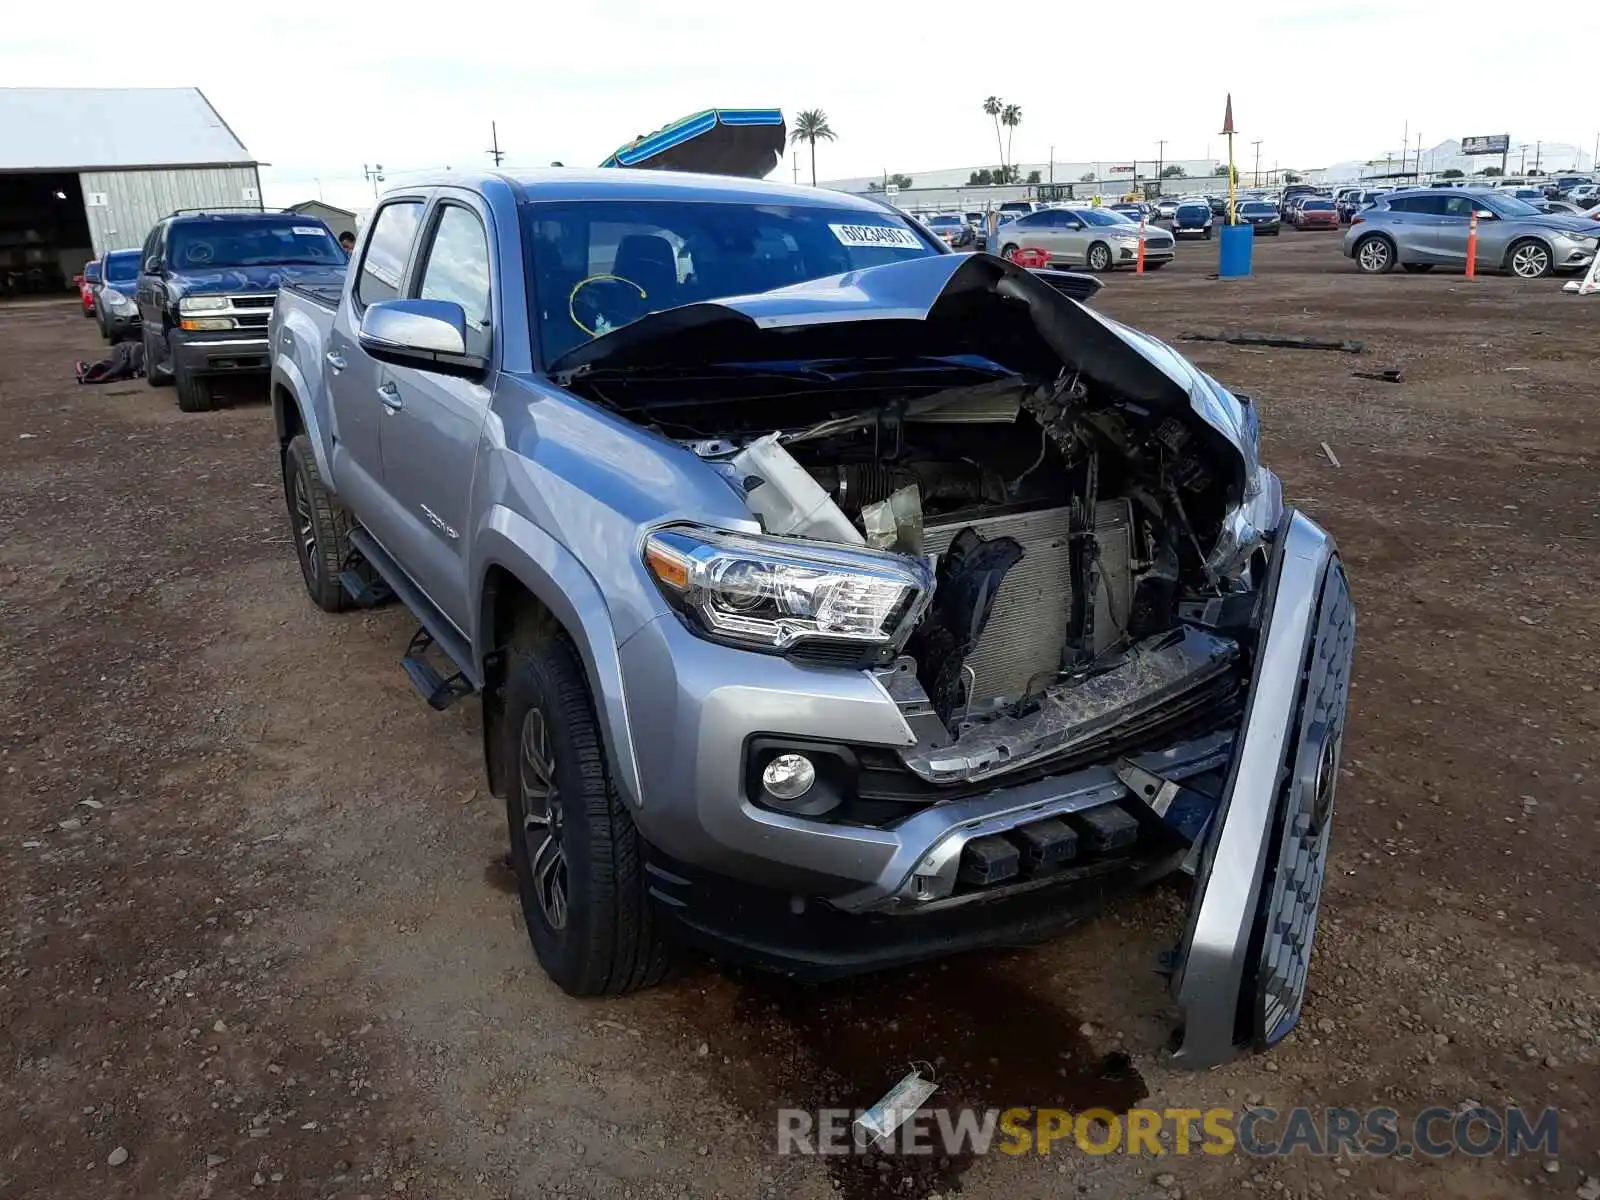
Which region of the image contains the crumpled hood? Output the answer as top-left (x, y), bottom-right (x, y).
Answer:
top-left (173, 263), bottom-right (347, 294)
top-left (550, 252), bottom-right (1257, 484)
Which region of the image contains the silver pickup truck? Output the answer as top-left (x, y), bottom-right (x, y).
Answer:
top-left (269, 168), bottom-right (1354, 1067)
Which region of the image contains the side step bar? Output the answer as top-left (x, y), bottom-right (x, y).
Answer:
top-left (346, 528), bottom-right (481, 710)
top-left (401, 628), bottom-right (476, 711)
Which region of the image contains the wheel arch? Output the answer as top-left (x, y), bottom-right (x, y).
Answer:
top-left (473, 513), bottom-right (643, 810)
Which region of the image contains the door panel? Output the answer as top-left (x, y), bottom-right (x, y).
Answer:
top-left (373, 199), bottom-right (496, 633)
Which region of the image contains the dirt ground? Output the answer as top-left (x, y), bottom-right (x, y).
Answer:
top-left (1, 232), bottom-right (1595, 1200)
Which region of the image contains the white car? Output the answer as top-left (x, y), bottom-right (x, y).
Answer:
top-left (993, 205), bottom-right (1176, 271)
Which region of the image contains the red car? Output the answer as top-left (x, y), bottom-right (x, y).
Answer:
top-left (1293, 200), bottom-right (1340, 231)
top-left (75, 259), bottom-right (101, 318)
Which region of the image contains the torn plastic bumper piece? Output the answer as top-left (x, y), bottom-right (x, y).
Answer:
top-left (1170, 509), bottom-right (1355, 1068)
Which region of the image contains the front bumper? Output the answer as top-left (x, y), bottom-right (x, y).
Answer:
top-left (103, 310), bottom-right (141, 340)
top-left (621, 510), bottom-right (1354, 1058)
top-left (1553, 239), bottom-right (1597, 271)
top-left (168, 328), bottom-right (272, 378)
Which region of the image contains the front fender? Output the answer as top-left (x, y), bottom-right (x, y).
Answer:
top-left (472, 505), bottom-right (644, 811)
top-left (269, 313), bottom-right (335, 483)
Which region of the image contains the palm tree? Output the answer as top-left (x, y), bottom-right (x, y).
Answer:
top-left (983, 96), bottom-right (1006, 171)
top-left (791, 110), bottom-right (837, 186)
top-left (1001, 104), bottom-right (1022, 174)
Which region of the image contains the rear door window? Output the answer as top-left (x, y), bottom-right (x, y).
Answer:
top-left (356, 200), bottom-right (424, 309)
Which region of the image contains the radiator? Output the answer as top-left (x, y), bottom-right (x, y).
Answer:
top-left (922, 500), bottom-right (1132, 704)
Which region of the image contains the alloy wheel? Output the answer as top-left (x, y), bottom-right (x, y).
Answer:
top-left (291, 467), bottom-right (318, 582)
top-left (1357, 239), bottom-right (1390, 272)
top-left (1510, 243), bottom-right (1551, 278)
top-left (1089, 244), bottom-right (1110, 271)
top-left (519, 709), bottom-right (568, 930)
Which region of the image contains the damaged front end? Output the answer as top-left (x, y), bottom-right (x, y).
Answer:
top-left (561, 252), bottom-right (1354, 1066)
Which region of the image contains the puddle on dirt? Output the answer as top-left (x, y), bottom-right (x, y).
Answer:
top-left (483, 853), bottom-right (519, 895)
top-left (663, 950), bottom-right (1147, 1199)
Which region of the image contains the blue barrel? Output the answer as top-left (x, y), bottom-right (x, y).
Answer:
top-left (1218, 222), bottom-right (1253, 278)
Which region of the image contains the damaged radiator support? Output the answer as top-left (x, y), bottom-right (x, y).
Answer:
top-left (921, 500), bottom-right (1133, 706)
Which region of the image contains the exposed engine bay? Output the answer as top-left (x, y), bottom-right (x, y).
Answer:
top-left (586, 356), bottom-right (1263, 788)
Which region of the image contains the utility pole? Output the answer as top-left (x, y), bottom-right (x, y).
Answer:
top-left (1156, 139), bottom-right (1166, 182)
top-left (1048, 145), bottom-right (1054, 185)
top-left (1415, 133), bottom-right (1422, 181)
top-left (486, 121), bottom-right (504, 167)
top-left (1251, 140), bottom-right (1262, 187)
top-left (1533, 140), bottom-right (1542, 175)
top-left (1519, 144), bottom-right (1528, 174)
top-left (792, 152), bottom-right (799, 184)
top-left (362, 163), bottom-right (385, 200)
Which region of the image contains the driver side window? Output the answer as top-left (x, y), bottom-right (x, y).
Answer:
top-left (356, 200), bottom-right (423, 310)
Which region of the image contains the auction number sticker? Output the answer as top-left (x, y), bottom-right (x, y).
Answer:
top-left (829, 223), bottom-right (922, 249)
top-left (291, 226), bottom-right (325, 237)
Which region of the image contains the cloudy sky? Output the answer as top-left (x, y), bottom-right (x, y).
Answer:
top-left (10, 0), bottom-right (1594, 208)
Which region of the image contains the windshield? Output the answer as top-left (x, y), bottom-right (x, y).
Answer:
top-left (523, 199), bottom-right (938, 363)
top-left (1302, 201), bottom-right (1333, 211)
top-left (103, 251), bottom-right (142, 283)
top-left (1480, 193), bottom-right (1542, 218)
top-left (168, 218), bottom-right (344, 269)
top-left (927, 216), bottom-right (961, 229)
top-left (1241, 203), bottom-right (1275, 214)
top-left (1178, 205), bottom-right (1209, 217)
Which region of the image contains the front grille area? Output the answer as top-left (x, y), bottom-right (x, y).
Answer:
top-left (921, 501), bottom-right (1131, 703)
top-left (231, 294), bottom-right (276, 309)
top-left (235, 312), bottom-right (270, 328)
top-left (1252, 560), bottom-right (1353, 1046)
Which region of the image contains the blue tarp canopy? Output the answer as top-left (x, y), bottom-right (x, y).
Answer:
top-left (599, 109), bottom-right (786, 179)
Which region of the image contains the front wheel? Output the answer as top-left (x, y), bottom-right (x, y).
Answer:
top-left (175, 367), bottom-right (213, 413)
top-left (1203, 226), bottom-right (1213, 241)
top-left (1144, 260), bottom-right (1167, 270)
top-left (143, 327), bottom-right (174, 388)
top-left (1353, 235), bottom-right (1396, 274)
top-left (1401, 263), bottom-right (1434, 274)
top-left (1507, 239), bottom-right (1553, 278)
top-left (283, 434), bottom-right (356, 612)
top-left (1000, 243), bottom-right (1019, 260)
top-left (502, 630), bottom-right (675, 996)
top-left (1086, 241), bottom-right (1113, 272)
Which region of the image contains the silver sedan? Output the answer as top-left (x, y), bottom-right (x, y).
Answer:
top-left (1342, 188), bottom-right (1599, 278)
top-left (993, 206), bottom-right (1176, 271)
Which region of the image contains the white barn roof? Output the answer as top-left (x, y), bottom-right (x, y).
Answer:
top-left (0, 87), bottom-right (255, 172)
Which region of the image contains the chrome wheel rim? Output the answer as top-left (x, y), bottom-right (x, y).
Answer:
top-left (1089, 245), bottom-right (1109, 270)
top-left (519, 710), bottom-right (568, 930)
top-left (1511, 244), bottom-right (1548, 277)
top-left (1358, 240), bottom-right (1388, 271)
top-left (291, 468), bottom-right (318, 581)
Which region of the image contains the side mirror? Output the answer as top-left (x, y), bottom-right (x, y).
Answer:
top-left (358, 299), bottom-right (488, 380)
top-left (1474, 210), bottom-right (1495, 220)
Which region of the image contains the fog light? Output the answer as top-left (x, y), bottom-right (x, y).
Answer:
top-left (761, 754), bottom-right (815, 801)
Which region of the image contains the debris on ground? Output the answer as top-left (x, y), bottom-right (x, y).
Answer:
top-left (1351, 369), bottom-right (1403, 383)
top-left (1320, 442), bottom-right (1342, 468)
top-left (853, 1068), bottom-right (939, 1146)
top-left (1180, 330), bottom-right (1364, 354)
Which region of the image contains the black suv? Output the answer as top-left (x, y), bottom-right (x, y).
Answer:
top-left (134, 210), bottom-right (347, 411)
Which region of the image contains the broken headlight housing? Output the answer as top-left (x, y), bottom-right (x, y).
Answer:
top-left (644, 526), bottom-right (933, 659)
top-left (1205, 391), bottom-right (1285, 583)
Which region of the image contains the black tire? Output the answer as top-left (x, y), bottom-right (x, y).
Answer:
top-left (503, 628), bottom-right (674, 997)
top-left (175, 367), bottom-right (214, 413)
top-left (1505, 238), bottom-right (1553, 279)
top-left (1000, 243), bottom-right (1019, 259)
top-left (1401, 263), bottom-right (1434, 274)
top-left (81, 304), bottom-right (96, 320)
top-left (95, 311), bottom-right (109, 340)
top-left (283, 433), bottom-right (356, 613)
top-left (1203, 226), bottom-right (1213, 241)
top-left (1353, 235), bottom-right (1396, 274)
top-left (143, 327), bottom-right (174, 388)
top-left (1144, 260), bottom-right (1167, 270)
top-left (1086, 241), bottom-right (1113, 272)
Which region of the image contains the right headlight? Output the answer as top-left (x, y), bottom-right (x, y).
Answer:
top-left (178, 295), bottom-right (229, 314)
top-left (643, 526), bottom-right (933, 660)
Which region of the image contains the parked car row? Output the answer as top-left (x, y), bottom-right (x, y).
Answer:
top-left (77, 209), bottom-right (347, 410)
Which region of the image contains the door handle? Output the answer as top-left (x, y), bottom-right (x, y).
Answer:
top-left (377, 382), bottom-right (403, 413)
top-left (325, 350), bottom-right (346, 373)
